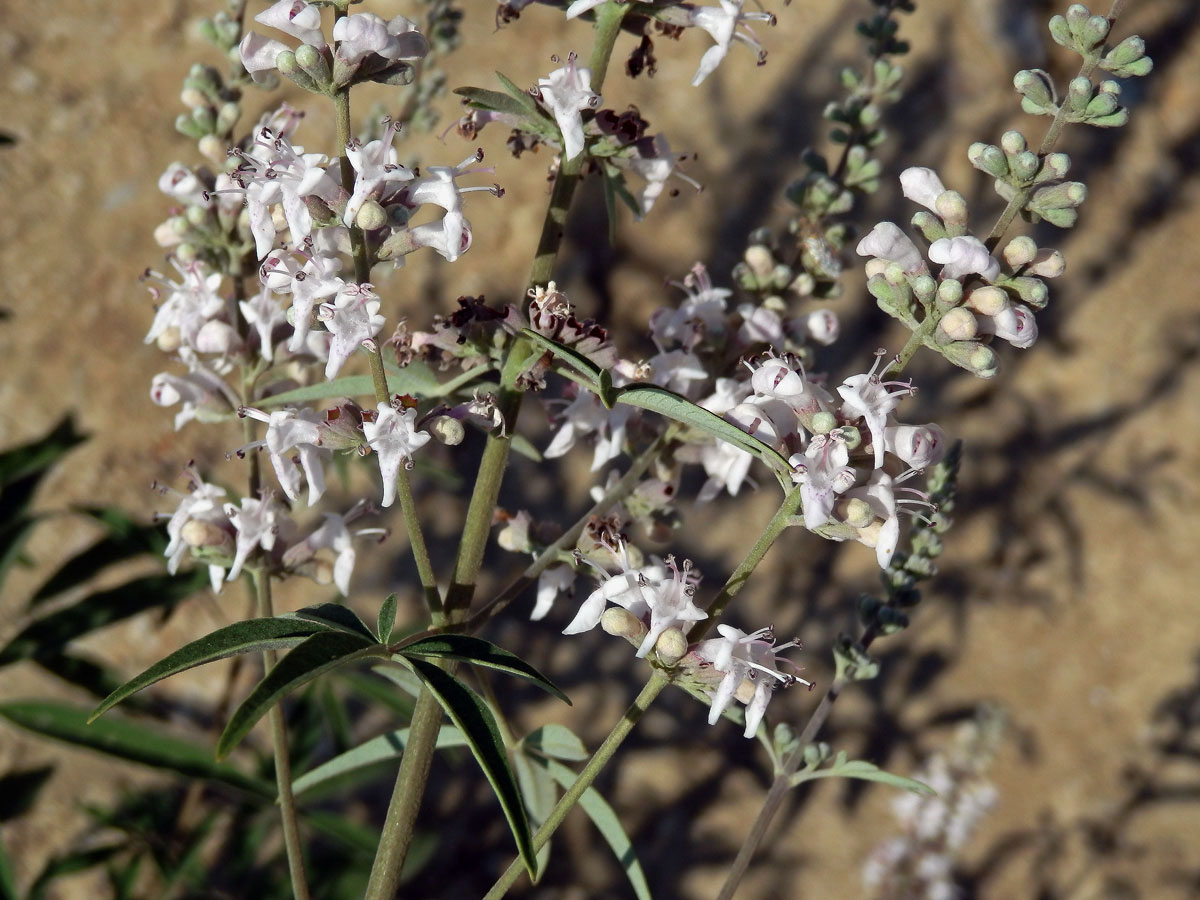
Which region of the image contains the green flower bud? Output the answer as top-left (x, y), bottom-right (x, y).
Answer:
top-left (911, 274), bottom-right (937, 305)
top-left (175, 112), bottom-right (205, 140)
top-left (1000, 130), bottom-right (1027, 156)
top-left (295, 43), bottom-right (331, 88)
top-left (810, 411), bottom-right (838, 435)
top-left (1007, 276), bottom-right (1049, 309)
top-left (1104, 34), bottom-right (1145, 67)
top-left (1038, 206), bottom-right (1080, 228)
top-left (911, 210), bottom-right (946, 243)
top-left (600, 607), bottom-right (647, 647)
top-left (838, 425), bottom-right (862, 451)
top-left (216, 102), bottom-right (240, 134)
top-left (936, 278), bottom-right (963, 308)
top-left (1078, 13), bottom-right (1111, 51)
top-left (744, 244), bottom-right (775, 279)
top-left (1067, 76), bottom-right (1093, 113)
top-left (1038, 152), bottom-right (1072, 181)
top-left (428, 415), bottom-right (465, 446)
top-left (789, 271), bottom-right (816, 296)
top-left (968, 142), bottom-right (1008, 178)
top-left (770, 263), bottom-right (795, 290)
top-left (1011, 150), bottom-right (1040, 182)
top-left (1031, 181), bottom-right (1087, 210)
top-left (190, 105), bottom-right (216, 134)
top-left (942, 340), bottom-right (998, 378)
top-left (185, 205), bottom-right (208, 228)
top-left (845, 497), bottom-right (875, 529)
top-left (1014, 68), bottom-right (1057, 115)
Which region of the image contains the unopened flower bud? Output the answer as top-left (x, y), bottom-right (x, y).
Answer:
top-left (198, 134), bottom-right (226, 165)
top-left (938, 306), bottom-right (978, 341)
top-left (935, 190), bottom-right (968, 227)
top-left (1028, 249), bottom-right (1065, 278)
top-left (1000, 130), bottom-right (1027, 156)
top-left (968, 142), bottom-right (1008, 179)
top-left (911, 274), bottom-right (937, 304)
top-left (789, 271), bottom-right (816, 296)
top-left (175, 242), bottom-right (199, 262)
top-left (844, 497), bottom-right (875, 529)
top-left (180, 86), bottom-right (208, 109)
top-left (181, 519), bottom-right (230, 549)
top-left (805, 308), bottom-right (839, 345)
top-left (600, 607), bottom-right (648, 645)
top-left (654, 628), bottom-right (689, 667)
top-left (1003, 235), bottom-right (1038, 267)
top-left (295, 43), bottom-right (331, 86)
top-left (1011, 150), bottom-right (1039, 182)
top-left (216, 102), bottom-right (241, 134)
top-left (428, 415), bottom-right (465, 446)
top-left (355, 199), bottom-right (388, 231)
top-left (810, 411), bottom-right (838, 435)
top-left (964, 285), bottom-right (1009, 316)
top-left (156, 325), bottom-right (182, 353)
top-left (936, 278), bottom-right (963, 308)
top-left (942, 340), bottom-right (998, 379)
top-left (838, 424), bottom-right (862, 450)
top-left (744, 244), bottom-right (774, 279)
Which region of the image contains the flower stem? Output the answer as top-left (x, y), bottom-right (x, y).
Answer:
top-left (465, 426), bottom-right (678, 631)
top-left (482, 673), bottom-right (669, 900)
top-left (985, 0), bottom-right (1128, 250)
top-left (360, 9), bottom-right (630, 892)
top-left (253, 568), bottom-right (312, 900)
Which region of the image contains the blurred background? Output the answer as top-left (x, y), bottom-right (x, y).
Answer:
top-left (2, 0), bottom-right (1199, 897)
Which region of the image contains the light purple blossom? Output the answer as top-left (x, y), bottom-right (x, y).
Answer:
top-left (536, 54), bottom-right (599, 161)
top-left (695, 624), bottom-right (809, 738)
top-left (362, 403), bottom-right (431, 508)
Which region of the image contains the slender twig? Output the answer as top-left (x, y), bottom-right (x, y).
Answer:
top-left (361, 8), bottom-right (631, 894)
top-left (482, 674), bottom-right (670, 900)
top-left (253, 568), bottom-right (312, 900)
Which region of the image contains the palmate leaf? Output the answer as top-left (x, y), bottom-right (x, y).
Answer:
top-left (292, 724), bottom-right (469, 797)
top-left (0, 700), bottom-right (272, 797)
top-left (397, 634), bottom-right (570, 704)
top-left (217, 631), bottom-right (381, 758)
top-left (405, 657), bottom-right (538, 879)
top-left (0, 569), bottom-right (210, 670)
top-left (89, 617), bottom-right (336, 722)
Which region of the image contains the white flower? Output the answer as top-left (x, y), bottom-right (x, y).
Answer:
top-left (160, 465), bottom-right (230, 591)
top-left (332, 13), bottom-right (428, 66)
top-left (158, 162), bottom-right (210, 206)
top-left (363, 403), bottom-right (431, 508)
top-left (976, 302), bottom-right (1038, 348)
top-left (695, 624), bottom-right (809, 738)
top-left (396, 151), bottom-right (498, 263)
top-left (565, 0), bottom-right (607, 17)
top-left (544, 391), bottom-right (632, 472)
top-left (282, 511), bottom-right (386, 596)
top-left (224, 496), bottom-right (283, 583)
top-left (625, 134), bottom-right (700, 219)
top-left (790, 433), bottom-right (856, 530)
top-left (260, 247), bottom-right (346, 352)
top-left (844, 470), bottom-right (901, 568)
top-left (652, 262), bottom-right (730, 350)
top-left (899, 166), bottom-right (947, 212)
top-left (837, 353), bottom-right (916, 468)
top-left (687, 0), bottom-right (775, 87)
top-left (884, 422), bottom-right (946, 470)
top-left (532, 565), bottom-right (576, 621)
top-left (636, 556), bottom-right (707, 658)
top-left (239, 285), bottom-right (288, 361)
top-left (536, 55), bottom-right (600, 161)
top-left (856, 221), bottom-right (926, 273)
top-left (694, 440), bottom-right (755, 502)
top-left (317, 283), bottom-right (386, 379)
top-left (342, 119), bottom-right (413, 228)
top-left (563, 542), bottom-right (664, 635)
top-left (143, 259), bottom-right (226, 353)
top-left (928, 235), bottom-right (1000, 282)
top-left (240, 406), bottom-right (329, 505)
top-left (150, 352), bottom-right (238, 431)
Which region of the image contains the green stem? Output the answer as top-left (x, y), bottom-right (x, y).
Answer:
top-left (465, 427), bottom-right (677, 632)
top-left (254, 569), bottom-right (312, 900)
top-left (482, 673), bottom-right (669, 900)
top-left (362, 688), bottom-right (443, 900)
top-left (687, 485), bottom-right (804, 643)
top-left (361, 9), bottom-right (630, 892)
top-left (890, 0), bottom-right (1128, 378)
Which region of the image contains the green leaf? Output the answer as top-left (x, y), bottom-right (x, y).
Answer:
top-left (540, 758), bottom-right (652, 900)
top-left (521, 328), bottom-right (603, 389)
top-left (287, 602), bottom-right (377, 642)
top-left (0, 569), bottom-right (210, 670)
top-left (405, 657), bottom-right (537, 878)
top-left (292, 725), bottom-right (468, 797)
top-left (789, 750), bottom-right (935, 795)
top-left (217, 631), bottom-right (379, 758)
top-left (520, 724), bottom-right (588, 761)
top-left (509, 433), bottom-right (543, 462)
top-left (398, 635), bottom-right (570, 704)
top-left (31, 508), bottom-right (167, 604)
top-left (455, 86), bottom-right (535, 118)
top-left (376, 594), bottom-right (398, 644)
top-left (0, 701), bottom-right (272, 797)
top-left (616, 385), bottom-right (793, 477)
top-left (90, 617), bottom-right (335, 722)
top-left (495, 71), bottom-right (540, 114)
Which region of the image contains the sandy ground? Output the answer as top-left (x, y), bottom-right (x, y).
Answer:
top-left (2, 0), bottom-right (1200, 897)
